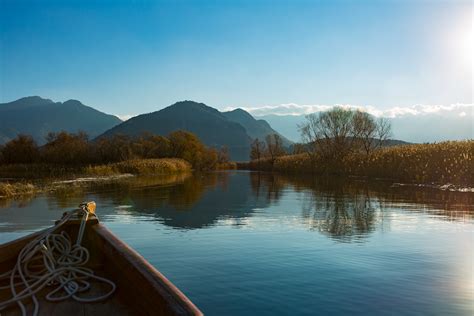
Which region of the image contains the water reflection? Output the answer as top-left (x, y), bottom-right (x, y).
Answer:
top-left (255, 173), bottom-right (473, 241)
top-left (1, 172), bottom-right (473, 241)
top-left (301, 188), bottom-right (379, 242)
top-left (48, 173), bottom-right (194, 209)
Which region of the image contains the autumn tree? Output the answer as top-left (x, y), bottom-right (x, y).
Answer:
top-left (0, 135), bottom-right (39, 164)
top-left (132, 133), bottom-right (171, 158)
top-left (41, 131), bottom-right (91, 164)
top-left (168, 130), bottom-right (213, 170)
top-left (94, 134), bottom-right (134, 163)
top-left (201, 147), bottom-right (219, 170)
top-left (217, 146), bottom-right (230, 164)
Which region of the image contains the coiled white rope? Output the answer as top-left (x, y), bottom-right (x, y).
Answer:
top-left (0, 205), bottom-right (116, 316)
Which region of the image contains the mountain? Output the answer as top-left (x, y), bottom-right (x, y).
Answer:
top-left (380, 139), bottom-right (411, 146)
top-left (222, 108), bottom-right (293, 147)
top-left (0, 96), bottom-right (122, 145)
top-left (99, 101), bottom-right (252, 161)
top-left (389, 114), bottom-right (473, 143)
top-left (257, 114), bottom-right (304, 143)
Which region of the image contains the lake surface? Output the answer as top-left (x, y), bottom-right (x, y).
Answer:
top-left (1, 171), bottom-right (473, 315)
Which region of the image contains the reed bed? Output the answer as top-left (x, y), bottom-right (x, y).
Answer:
top-left (87, 158), bottom-right (192, 175)
top-left (0, 158), bottom-right (192, 179)
top-left (243, 141), bottom-right (473, 186)
top-left (0, 182), bottom-right (37, 198)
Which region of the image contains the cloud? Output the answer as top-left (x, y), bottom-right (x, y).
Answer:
top-left (224, 103), bottom-right (474, 118)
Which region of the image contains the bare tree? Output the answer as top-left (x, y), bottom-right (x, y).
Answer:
top-left (353, 111), bottom-right (392, 155)
top-left (250, 138), bottom-right (266, 161)
top-left (353, 110), bottom-right (377, 155)
top-left (298, 114), bottom-right (319, 160)
top-left (375, 117), bottom-right (392, 148)
top-left (299, 107), bottom-right (392, 160)
top-left (265, 134), bottom-right (286, 164)
top-left (292, 143), bottom-right (306, 155)
top-left (299, 107), bottom-right (356, 162)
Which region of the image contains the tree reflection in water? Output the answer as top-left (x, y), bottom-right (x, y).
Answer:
top-left (250, 173), bottom-right (473, 242)
top-left (1, 172), bottom-right (472, 241)
top-left (300, 181), bottom-right (380, 242)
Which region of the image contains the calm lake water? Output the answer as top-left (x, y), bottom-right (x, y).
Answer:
top-left (1, 171), bottom-right (473, 315)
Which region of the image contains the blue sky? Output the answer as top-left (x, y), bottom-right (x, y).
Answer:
top-left (0, 0), bottom-right (472, 117)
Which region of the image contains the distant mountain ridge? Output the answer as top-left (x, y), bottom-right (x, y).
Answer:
top-left (222, 108), bottom-right (292, 148)
top-left (0, 96), bottom-right (121, 144)
top-left (99, 101), bottom-right (254, 161)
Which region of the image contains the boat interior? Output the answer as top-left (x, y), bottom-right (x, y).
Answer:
top-left (0, 215), bottom-right (202, 316)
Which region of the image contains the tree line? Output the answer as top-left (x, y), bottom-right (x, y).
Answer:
top-left (0, 130), bottom-right (229, 170)
top-left (250, 107), bottom-right (392, 164)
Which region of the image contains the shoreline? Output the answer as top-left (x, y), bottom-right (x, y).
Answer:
top-left (238, 141), bottom-right (473, 187)
top-left (0, 158), bottom-right (193, 199)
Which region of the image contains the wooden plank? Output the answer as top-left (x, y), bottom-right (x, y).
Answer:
top-left (91, 224), bottom-right (203, 316)
top-left (1, 268), bottom-right (137, 316)
top-left (0, 230), bottom-right (44, 262)
top-left (80, 274), bottom-right (137, 316)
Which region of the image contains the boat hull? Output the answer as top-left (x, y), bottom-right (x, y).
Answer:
top-left (0, 220), bottom-right (203, 316)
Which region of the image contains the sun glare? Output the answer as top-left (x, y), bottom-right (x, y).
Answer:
top-left (456, 10), bottom-right (473, 67)
top-left (442, 8), bottom-right (473, 70)
top-left (461, 25), bottom-right (473, 65)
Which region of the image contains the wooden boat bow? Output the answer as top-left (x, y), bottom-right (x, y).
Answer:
top-left (0, 202), bottom-right (203, 316)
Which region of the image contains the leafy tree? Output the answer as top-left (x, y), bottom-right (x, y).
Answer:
top-left (169, 131), bottom-right (204, 157)
top-left (168, 130), bottom-right (214, 170)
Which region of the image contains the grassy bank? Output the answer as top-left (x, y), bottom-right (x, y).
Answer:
top-left (0, 159), bottom-right (192, 199)
top-left (241, 141), bottom-right (473, 186)
top-left (0, 158), bottom-right (192, 179)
